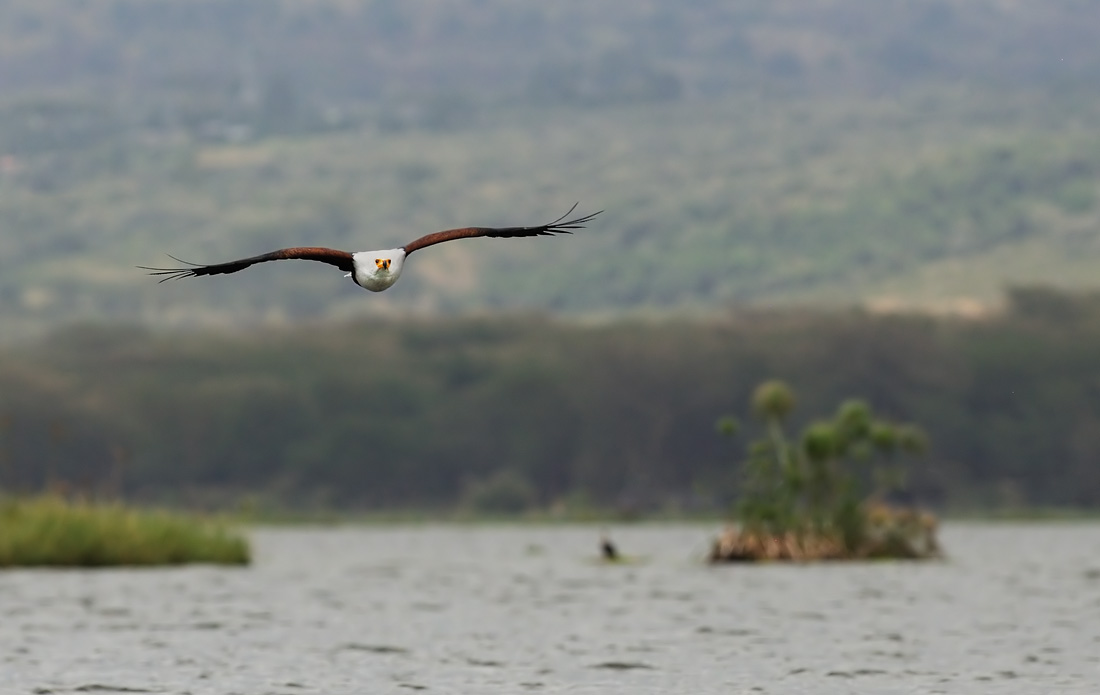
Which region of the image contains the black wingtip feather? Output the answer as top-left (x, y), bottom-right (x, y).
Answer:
top-left (542, 204), bottom-right (602, 233)
top-left (137, 254), bottom-right (204, 282)
top-left (165, 254), bottom-right (204, 267)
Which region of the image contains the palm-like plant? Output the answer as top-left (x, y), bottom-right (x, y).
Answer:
top-left (718, 380), bottom-right (930, 557)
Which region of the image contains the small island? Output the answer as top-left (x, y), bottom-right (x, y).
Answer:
top-left (710, 380), bottom-right (941, 563)
top-left (0, 494), bottom-right (250, 568)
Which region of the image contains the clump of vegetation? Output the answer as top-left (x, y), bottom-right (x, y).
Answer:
top-left (711, 380), bottom-right (938, 562)
top-left (460, 468), bottom-right (538, 515)
top-left (0, 495), bottom-right (250, 567)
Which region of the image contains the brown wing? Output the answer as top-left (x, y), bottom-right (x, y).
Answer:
top-left (402, 203), bottom-right (602, 256)
top-left (139, 247), bottom-right (354, 283)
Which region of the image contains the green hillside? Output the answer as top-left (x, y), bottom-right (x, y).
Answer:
top-left (1, 1), bottom-right (1100, 338)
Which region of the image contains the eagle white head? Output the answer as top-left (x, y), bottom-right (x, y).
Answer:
top-left (351, 248), bottom-right (407, 292)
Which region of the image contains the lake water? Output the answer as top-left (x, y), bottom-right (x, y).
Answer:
top-left (1, 523), bottom-right (1099, 694)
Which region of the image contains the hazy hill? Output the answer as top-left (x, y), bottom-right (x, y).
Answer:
top-left (1, 0), bottom-right (1099, 337)
top-left (3, 1), bottom-right (1099, 99)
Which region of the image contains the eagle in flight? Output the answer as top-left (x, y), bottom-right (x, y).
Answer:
top-left (141, 204), bottom-right (601, 292)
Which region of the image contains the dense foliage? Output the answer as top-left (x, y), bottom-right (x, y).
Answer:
top-left (3, 288), bottom-right (1100, 512)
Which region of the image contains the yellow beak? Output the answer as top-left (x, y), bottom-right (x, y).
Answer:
top-left (375, 259), bottom-right (391, 270)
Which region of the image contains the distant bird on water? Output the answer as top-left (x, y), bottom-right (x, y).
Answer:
top-left (600, 533), bottom-right (620, 561)
top-left (140, 204), bottom-right (601, 292)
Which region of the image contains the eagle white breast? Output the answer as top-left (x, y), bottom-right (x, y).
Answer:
top-left (352, 248), bottom-right (407, 292)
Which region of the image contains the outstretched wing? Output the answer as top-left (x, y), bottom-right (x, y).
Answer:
top-left (139, 247), bottom-right (355, 282)
top-left (401, 203), bottom-right (602, 256)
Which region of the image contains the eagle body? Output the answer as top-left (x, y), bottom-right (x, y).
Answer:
top-left (351, 248), bottom-right (406, 292)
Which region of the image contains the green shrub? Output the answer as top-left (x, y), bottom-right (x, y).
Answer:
top-left (718, 381), bottom-right (933, 559)
top-left (460, 469), bottom-right (538, 515)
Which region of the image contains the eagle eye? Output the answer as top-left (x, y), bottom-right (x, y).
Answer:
top-left (375, 258), bottom-right (391, 270)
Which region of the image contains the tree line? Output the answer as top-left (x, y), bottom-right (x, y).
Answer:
top-left (2, 286), bottom-right (1100, 512)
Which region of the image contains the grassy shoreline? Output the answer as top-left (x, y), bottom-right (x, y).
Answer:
top-left (226, 502), bottom-right (1100, 526)
top-left (0, 495), bottom-right (250, 568)
top-left (3, 494), bottom-right (1086, 570)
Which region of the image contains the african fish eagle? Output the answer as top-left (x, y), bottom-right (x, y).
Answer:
top-left (140, 204), bottom-right (601, 292)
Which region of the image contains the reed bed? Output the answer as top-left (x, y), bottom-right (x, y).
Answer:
top-left (710, 504), bottom-right (942, 562)
top-left (0, 495), bottom-right (250, 567)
